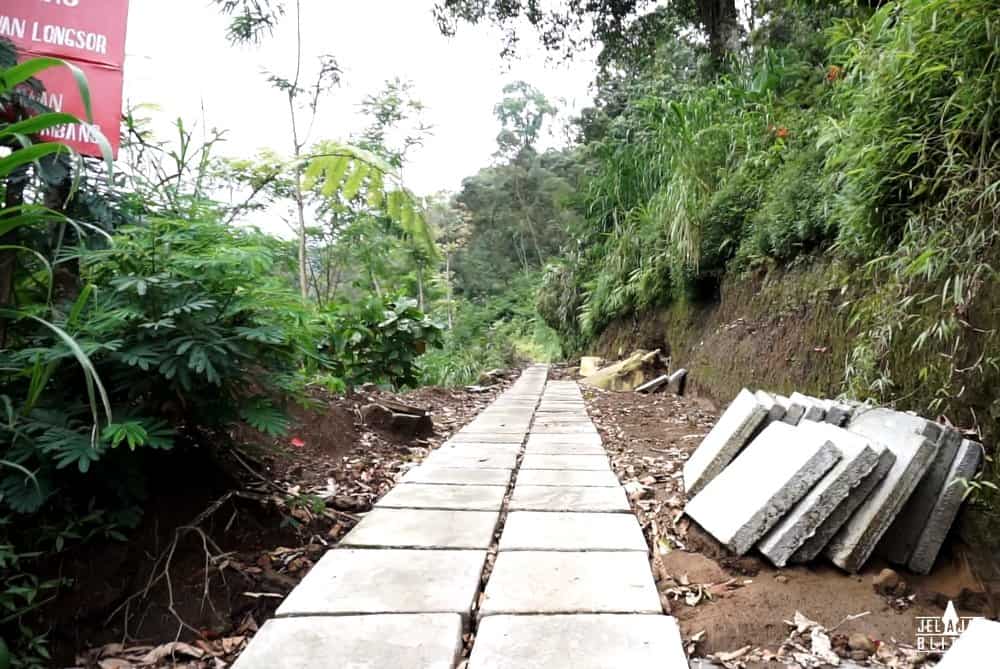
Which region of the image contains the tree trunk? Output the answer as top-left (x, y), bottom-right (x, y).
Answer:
top-left (416, 262), bottom-right (425, 311)
top-left (697, 0), bottom-right (740, 64)
top-left (445, 253), bottom-right (454, 330)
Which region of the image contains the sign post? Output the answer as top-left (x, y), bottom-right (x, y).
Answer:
top-left (1, 0), bottom-right (131, 158)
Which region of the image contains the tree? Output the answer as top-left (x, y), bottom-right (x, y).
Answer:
top-left (493, 81), bottom-right (557, 160)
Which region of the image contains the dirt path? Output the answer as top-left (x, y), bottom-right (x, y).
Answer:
top-left (581, 383), bottom-right (989, 666)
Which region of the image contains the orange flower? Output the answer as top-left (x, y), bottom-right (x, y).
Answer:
top-left (827, 65), bottom-right (843, 81)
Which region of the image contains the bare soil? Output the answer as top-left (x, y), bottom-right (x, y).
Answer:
top-left (58, 379), bottom-right (513, 668)
top-left (580, 380), bottom-right (990, 665)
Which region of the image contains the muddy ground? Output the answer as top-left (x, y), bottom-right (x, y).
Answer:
top-left (61, 378), bottom-right (514, 668)
top-left (580, 379), bottom-right (990, 666)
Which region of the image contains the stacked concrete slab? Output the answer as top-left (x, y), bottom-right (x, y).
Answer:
top-left (236, 369), bottom-right (688, 669)
top-left (684, 389), bottom-right (983, 574)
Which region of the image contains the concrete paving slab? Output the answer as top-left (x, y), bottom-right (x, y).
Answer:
top-left (909, 439), bottom-right (983, 574)
top-left (685, 421), bottom-right (840, 555)
top-left (790, 392), bottom-right (827, 422)
top-left (824, 409), bottom-right (940, 572)
top-left (757, 423), bottom-right (881, 567)
top-left (424, 451), bottom-right (517, 469)
top-left (499, 511), bottom-right (645, 551)
top-left (755, 390), bottom-right (787, 424)
top-left (879, 426), bottom-right (962, 566)
top-left (792, 446), bottom-right (895, 563)
top-left (509, 485), bottom-right (629, 512)
top-left (402, 466), bottom-right (512, 486)
top-left (445, 434), bottom-right (525, 444)
top-left (935, 617), bottom-right (1000, 668)
top-left (531, 424), bottom-right (599, 434)
top-left (526, 433), bottom-right (602, 445)
top-left (524, 442), bottom-right (606, 455)
top-left (277, 549), bottom-right (486, 619)
top-left (521, 454), bottom-right (610, 471)
top-left (232, 614), bottom-right (463, 669)
top-left (341, 509), bottom-right (499, 549)
top-left (468, 615), bottom-right (689, 669)
top-left (433, 443), bottom-right (522, 457)
top-left (516, 469), bottom-right (620, 487)
top-left (479, 551), bottom-right (661, 617)
top-left (376, 483), bottom-right (507, 511)
top-left (683, 388), bottom-right (769, 496)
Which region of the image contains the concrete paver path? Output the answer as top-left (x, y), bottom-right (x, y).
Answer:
top-left (233, 366), bottom-right (688, 669)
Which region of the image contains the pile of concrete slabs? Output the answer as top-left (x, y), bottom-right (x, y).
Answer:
top-left (683, 388), bottom-right (982, 574)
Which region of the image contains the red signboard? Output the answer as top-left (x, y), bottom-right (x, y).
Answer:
top-left (2, 0), bottom-right (131, 157)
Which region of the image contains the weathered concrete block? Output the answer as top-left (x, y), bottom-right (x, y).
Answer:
top-left (277, 549), bottom-right (486, 620)
top-left (879, 426), bottom-right (962, 566)
top-left (822, 401), bottom-right (854, 427)
top-left (757, 423), bottom-right (880, 567)
top-left (510, 485), bottom-right (629, 513)
top-left (232, 614), bottom-right (463, 669)
top-left (935, 617), bottom-right (1000, 668)
top-left (376, 483), bottom-right (507, 511)
top-left (526, 433), bottom-right (602, 445)
top-left (516, 469), bottom-right (620, 487)
top-left (755, 390), bottom-right (787, 424)
top-left (499, 511), bottom-right (646, 551)
top-left (683, 388), bottom-right (769, 496)
top-left (579, 356), bottom-right (605, 377)
top-left (908, 439), bottom-right (983, 574)
top-left (790, 392), bottom-right (827, 422)
top-left (434, 444), bottom-right (522, 458)
top-left (531, 424), bottom-right (599, 434)
top-left (479, 551), bottom-right (661, 617)
top-left (685, 421), bottom-right (840, 555)
top-left (521, 454), bottom-right (610, 471)
top-left (824, 409), bottom-right (940, 572)
top-left (341, 508), bottom-right (499, 549)
top-left (469, 615), bottom-right (689, 669)
top-left (445, 434), bottom-right (525, 445)
top-left (791, 446), bottom-right (895, 563)
top-left (402, 466), bottom-right (512, 486)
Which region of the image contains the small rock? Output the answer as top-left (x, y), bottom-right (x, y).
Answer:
top-left (850, 649), bottom-right (871, 662)
top-left (873, 568), bottom-right (900, 595)
top-left (848, 632), bottom-right (875, 656)
top-left (775, 575), bottom-right (789, 584)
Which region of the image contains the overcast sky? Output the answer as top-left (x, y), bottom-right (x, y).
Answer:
top-left (122, 0), bottom-right (599, 197)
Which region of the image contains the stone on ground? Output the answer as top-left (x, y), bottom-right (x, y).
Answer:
top-left (232, 614), bottom-right (463, 669)
top-left (469, 615), bottom-right (688, 669)
top-left (935, 617), bottom-right (1000, 668)
top-left (757, 423), bottom-right (881, 567)
top-left (683, 388), bottom-right (769, 497)
top-left (578, 356), bottom-right (604, 377)
top-left (579, 349), bottom-right (665, 392)
top-left (276, 549), bottom-right (486, 620)
top-left (908, 438), bottom-right (983, 574)
top-left (792, 446), bottom-right (895, 564)
top-left (479, 551), bottom-right (661, 617)
top-left (341, 508), bottom-right (499, 549)
top-left (376, 483), bottom-right (507, 511)
top-left (499, 511), bottom-right (645, 551)
top-left (509, 485), bottom-right (629, 513)
top-left (516, 469), bottom-right (620, 487)
top-left (878, 426), bottom-right (962, 566)
top-left (824, 408), bottom-right (940, 572)
top-left (402, 466), bottom-right (512, 486)
top-left (520, 454), bottom-right (609, 471)
top-left (685, 421), bottom-right (841, 555)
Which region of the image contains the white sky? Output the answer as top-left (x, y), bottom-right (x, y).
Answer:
top-left (122, 0), bottom-right (599, 197)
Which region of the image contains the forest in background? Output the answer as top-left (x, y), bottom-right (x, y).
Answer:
top-left (0, 0), bottom-right (998, 665)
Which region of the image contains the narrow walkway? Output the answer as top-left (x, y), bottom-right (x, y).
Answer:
top-left (233, 366), bottom-right (688, 668)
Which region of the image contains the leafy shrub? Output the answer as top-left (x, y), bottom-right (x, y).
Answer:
top-left (324, 296), bottom-right (442, 389)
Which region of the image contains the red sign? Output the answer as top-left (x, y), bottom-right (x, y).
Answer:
top-left (2, 0), bottom-right (131, 157)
